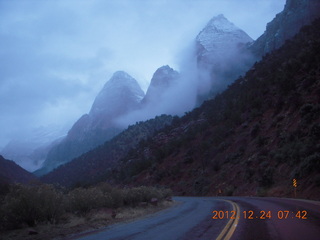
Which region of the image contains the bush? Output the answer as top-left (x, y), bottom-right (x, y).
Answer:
top-left (258, 166), bottom-right (274, 188)
top-left (0, 184), bottom-right (64, 229)
top-left (122, 186), bottom-right (172, 206)
top-left (108, 188), bottom-right (124, 208)
top-left (66, 187), bottom-right (108, 214)
top-left (0, 183), bottom-right (172, 231)
top-left (299, 103), bottom-right (320, 123)
top-left (225, 186), bottom-right (235, 196)
top-left (299, 153), bottom-right (320, 177)
top-left (251, 123), bottom-right (261, 138)
top-left (193, 176), bottom-right (210, 195)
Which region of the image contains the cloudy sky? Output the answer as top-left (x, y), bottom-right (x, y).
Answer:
top-left (0, 0), bottom-right (286, 149)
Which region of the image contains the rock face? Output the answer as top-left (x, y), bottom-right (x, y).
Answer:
top-left (68, 71), bottom-right (145, 140)
top-left (142, 65), bottom-right (179, 105)
top-left (249, 0), bottom-right (320, 58)
top-left (35, 71), bottom-right (145, 176)
top-left (89, 71), bottom-right (145, 129)
top-left (195, 14), bottom-right (253, 98)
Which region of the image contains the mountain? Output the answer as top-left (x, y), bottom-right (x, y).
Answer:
top-left (41, 115), bottom-right (174, 187)
top-left (41, 2), bottom-right (320, 200)
top-left (196, 14), bottom-right (253, 67)
top-left (249, 0), bottom-right (320, 58)
top-left (195, 14), bottom-right (254, 98)
top-left (0, 155), bottom-right (37, 185)
top-left (142, 65), bottom-right (179, 105)
top-left (87, 71), bottom-right (145, 129)
top-left (35, 71), bottom-right (145, 176)
top-left (114, 65), bottom-right (184, 128)
top-left (109, 18), bottom-right (320, 199)
top-left (43, 14), bottom-right (320, 197)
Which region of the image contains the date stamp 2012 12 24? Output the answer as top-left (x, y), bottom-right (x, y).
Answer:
top-left (212, 210), bottom-right (307, 220)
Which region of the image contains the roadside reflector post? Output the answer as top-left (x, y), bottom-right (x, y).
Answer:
top-left (293, 178), bottom-right (297, 198)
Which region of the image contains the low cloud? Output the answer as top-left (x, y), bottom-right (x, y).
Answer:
top-left (0, 0), bottom-right (285, 151)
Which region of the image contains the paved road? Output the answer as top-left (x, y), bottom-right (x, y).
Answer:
top-left (70, 197), bottom-right (320, 240)
top-left (231, 197), bottom-right (320, 240)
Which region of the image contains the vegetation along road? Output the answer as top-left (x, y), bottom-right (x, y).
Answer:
top-left (70, 197), bottom-right (320, 240)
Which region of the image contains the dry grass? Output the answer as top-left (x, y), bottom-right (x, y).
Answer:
top-left (0, 200), bottom-right (176, 240)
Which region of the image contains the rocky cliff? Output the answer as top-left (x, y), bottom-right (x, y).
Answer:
top-left (35, 71), bottom-right (145, 176)
top-left (249, 0), bottom-right (320, 58)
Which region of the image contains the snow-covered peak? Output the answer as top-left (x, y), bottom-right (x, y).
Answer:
top-left (204, 14), bottom-right (240, 33)
top-left (197, 14), bottom-right (253, 51)
top-left (109, 71), bottom-right (133, 83)
top-left (196, 14), bottom-right (253, 65)
top-left (89, 71), bottom-right (145, 117)
top-left (105, 71), bottom-right (143, 92)
top-left (150, 65), bottom-right (179, 88)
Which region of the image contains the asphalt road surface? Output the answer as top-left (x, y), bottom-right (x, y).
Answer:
top-left (71, 197), bottom-right (320, 240)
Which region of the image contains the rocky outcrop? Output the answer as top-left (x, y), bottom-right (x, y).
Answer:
top-left (249, 0), bottom-right (320, 58)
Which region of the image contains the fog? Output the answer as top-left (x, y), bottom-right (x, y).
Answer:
top-left (0, 0), bottom-right (286, 155)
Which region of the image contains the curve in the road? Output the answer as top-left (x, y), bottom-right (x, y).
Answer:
top-left (216, 200), bottom-right (240, 240)
top-left (67, 197), bottom-right (320, 240)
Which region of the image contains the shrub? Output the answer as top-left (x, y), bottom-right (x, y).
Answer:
top-left (0, 183), bottom-right (172, 230)
top-left (299, 153), bottom-right (320, 177)
top-left (310, 123), bottom-right (320, 138)
top-left (225, 186), bottom-right (235, 196)
top-left (183, 156), bottom-right (194, 164)
top-left (258, 166), bottom-right (274, 188)
top-left (0, 184), bottom-right (64, 229)
top-left (251, 123), bottom-right (261, 138)
top-left (314, 175), bottom-right (320, 187)
top-left (256, 187), bottom-right (268, 197)
top-left (299, 103), bottom-right (320, 123)
top-left (193, 176), bottom-right (210, 195)
top-left (108, 188), bottom-right (124, 208)
top-left (123, 186), bottom-right (167, 206)
top-left (66, 187), bottom-right (105, 214)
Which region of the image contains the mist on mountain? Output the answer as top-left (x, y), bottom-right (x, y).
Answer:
top-left (114, 62), bottom-right (198, 128)
top-left (1, 0), bottom-right (287, 172)
top-left (34, 71), bottom-right (145, 176)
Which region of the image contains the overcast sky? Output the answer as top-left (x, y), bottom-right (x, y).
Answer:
top-left (0, 0), bottom-right (286, 149)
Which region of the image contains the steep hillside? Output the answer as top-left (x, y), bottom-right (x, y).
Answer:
top-left (0, 155), bottom-right (37, 185)
top-left (110, 19), bottom-right (320, 199)
top-left (41, 115), bottom-right (174, 187)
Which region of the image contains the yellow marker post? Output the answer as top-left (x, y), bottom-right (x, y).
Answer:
top-left (293, 178), bottom-right (297, 198)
